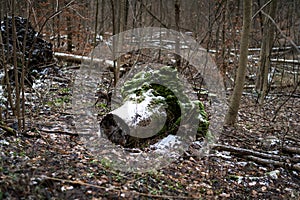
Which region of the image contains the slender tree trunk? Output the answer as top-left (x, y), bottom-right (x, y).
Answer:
top-left (0, 1), bottom-right (2, 20)
top-left (110, 0), bottom-right (116, 36)
top-left (0, 7), bottom-right (4, 121)
top-left (12, 0), bottom-right (21, 129)
top-left (110, 0), bottom-right (120, 86)
top-left (56, 1), bottom-right (61, 48)
top-left (225, 0), bottom-right (252, 126)
top-left (20, 4), bottom-right (30, 130)
top-left (100, 0), bottom-right (105, 35)
top-left (93, 0), bottom-right (99, 47)
top-left (66, 14), bottom-right (72, 52)
top-left (110, 0), bottom-right (118, 86)
top-left (1, 17), bottom-right (15, 117)
top-left (221, 0), bottom-right (228, 75)
top-left (256, 0), bottom-right (277, 105)
top-left (124, 0), bottom-right (129, 30)
top-left (0, 15), bottom-right (4, 122)
top-left (114, 0), bottom-right (126, 86)
top-left (174, 0), bottom-right (181, 68)
top-left (138, 0), bottom-right (144, 27)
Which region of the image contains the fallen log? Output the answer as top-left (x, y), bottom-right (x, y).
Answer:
top-left (54, 52), bottom-right (114, 66)
top-left (251, 57), bottom-right (300, 65)
top-left (99, 66), bottom-right (209, 148)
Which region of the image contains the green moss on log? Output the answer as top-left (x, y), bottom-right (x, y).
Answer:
top-left (109, 66), bottom-right (209, 148)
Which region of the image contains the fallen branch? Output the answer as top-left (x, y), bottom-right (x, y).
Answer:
top-left (40, 128), bottom-right (78, 136)
top-left (0, 121), bottom-right (16, 135)
top-left (42, 176), bottom-right (198, 199)
top-left (212, 144), bottom-right (288, 161)
top-left (282, 146), bottom-right (300, 155)
top-left (245, 155), bottom-right (300, 172)
top-left (285, 135), bottom-right (300, 143)
top-left (212, 144), bottom-right (300, 165)
top-left (52, 76), bottom-right (71, 83)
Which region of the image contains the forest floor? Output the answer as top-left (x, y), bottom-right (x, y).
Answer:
top-left (0, 62), bottom-right (299, 199)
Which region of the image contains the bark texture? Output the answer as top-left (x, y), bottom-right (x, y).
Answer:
top-left (225, 0), bottom-right (252, 125)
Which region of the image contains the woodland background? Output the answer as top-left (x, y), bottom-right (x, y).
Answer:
top-left (0, 0), bottom-right (299, 199)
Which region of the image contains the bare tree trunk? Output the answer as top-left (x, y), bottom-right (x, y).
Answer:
top-left (138, 0), bottom-right (144, 27)
top-left (110, 0), bottom-right (116, 36)
top-left (256, 0), bottom-right (277, 105)
top-left (110, 0), bottom-right (117, 86)
top-left (93, 0), bottom-right (99, 47)
top-left (12, 0), bottom-right (21, 129)
top-left (124, 0), bottom-right (129, 30)
top-left (100, 0), bottom-right (105, 35)
top-left (174, 0), bottom-right (181, 69)
top-left (56, 1), bottom-right (61, 48)
top-left (20, 3), bottom-right (31, 130)
top-left (66, 14), bottom-right (72, 52)
top-left (110, 0), bottom-right (126, 87)
top-left (115, 0), bottom-right (126, 86)
top-left (0, 12), bottom-right (4, 122)
top-left (1, 18), bottom-right (15, 118)
top-left (225, 0), bottom-right (252, 126)
top-left (0, 1), bottom-right (3, 20)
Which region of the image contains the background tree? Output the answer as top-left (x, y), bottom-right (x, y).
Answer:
top-left (1, 0), bottom-right (299, 130)
top-left (12, 0), bottom-right (22, 129)
top-left (256, 0), bottom-right (278, 105)
top-left (225, 0), bottom-right (253, 126)
top-left (174, 0), bottom-right (181, 68)
top-left (93, 0), bottom-right (102, 47)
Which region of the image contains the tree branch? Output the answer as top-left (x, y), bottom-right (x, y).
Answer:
top-left (0, 121), bottom-right (16, 135)
top-left (212, 144), bottom-right (300, 171)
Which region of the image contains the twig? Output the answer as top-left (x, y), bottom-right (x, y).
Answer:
top-left (40, 128), bottom-right (78, 136)
top-left (42, 176), bottom-right (199, 199)
top-left (252, 0), bottom-right (272, 20)
top-left (138, 0), bottom-right (168, 28)
top-left (260, 10), bottom-right (300, 54)
top-left (37, 0), bottom-right (76, 35)
top-left (271, 81), bottom-right (299, 122)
